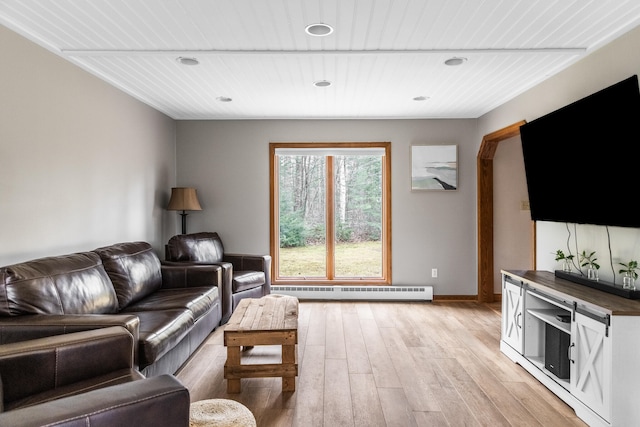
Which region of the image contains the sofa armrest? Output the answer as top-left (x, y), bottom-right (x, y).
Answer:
top-left (0, 314), bottom-right (140, 345)
top-left (0, 327), bottom-right (138, 411)
top-left (161, 262), bottom-right (233, 323)
top-left (224, 254), bottom-right (272, 295)
top-left (0, 374), bottom-right (189, 427)
top-left (160, 263), bottom-right (222, 289)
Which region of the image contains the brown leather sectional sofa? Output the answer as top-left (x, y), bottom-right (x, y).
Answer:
top-left (0, 241), bottom-right (223, 377)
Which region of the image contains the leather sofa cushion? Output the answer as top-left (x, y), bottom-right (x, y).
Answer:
top-left (93, 242), bottom-right (162, 310)
top-left (233, 271), bottom-right (266, 293)
top-left (166, 232), bottom-right (224, 263)
top-left (0, 252), bottom-right (118, 316)
top-left (122, 287), bottom-right (219, 322)
top-left (128, 309), bottom-right (194, 369)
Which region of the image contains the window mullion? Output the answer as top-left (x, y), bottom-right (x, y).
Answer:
top-left (326, 156), bottom-right (335, 280)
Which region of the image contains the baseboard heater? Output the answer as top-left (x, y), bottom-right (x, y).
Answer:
top-left (272, 285), bottom-right (433, 301)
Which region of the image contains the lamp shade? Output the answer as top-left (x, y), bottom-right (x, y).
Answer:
top-left (167, 187), bottom-right (202, 211)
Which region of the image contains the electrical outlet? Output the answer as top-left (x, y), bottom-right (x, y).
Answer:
top-left (431, 268), bottom-right (438, 278)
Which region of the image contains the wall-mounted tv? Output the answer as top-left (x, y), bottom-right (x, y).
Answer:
top-left (520, 75), bottom-right (640, 228)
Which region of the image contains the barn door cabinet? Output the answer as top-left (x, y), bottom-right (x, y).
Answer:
top-left (500, 270), bottom-right (640, 427)
top-left (501, 275), bottom-right (524, 353)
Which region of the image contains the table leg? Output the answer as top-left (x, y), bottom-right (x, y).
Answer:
top-left (226, 345), bottom-right (241, 393)
top-left (282, 343), bottom-right (296, 392)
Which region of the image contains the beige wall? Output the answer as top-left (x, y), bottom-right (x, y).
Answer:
top-left (176, 119), bottom-right (479, 295)
top-left (478, 25), bottom-right (640, 285)
top-left (0, 25), bottom-right (177, 265)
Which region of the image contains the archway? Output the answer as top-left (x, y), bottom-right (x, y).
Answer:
top-left (477, 120), bottom-right (534, 303)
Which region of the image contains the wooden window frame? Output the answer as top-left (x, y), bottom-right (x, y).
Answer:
top-left (270, 142), bottom-right (392, 285)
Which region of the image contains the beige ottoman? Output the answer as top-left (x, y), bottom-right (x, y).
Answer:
top-left (189, 399), bottom-right (256, 427)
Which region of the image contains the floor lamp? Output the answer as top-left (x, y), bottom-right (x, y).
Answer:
top-left (167, 187), bottom-right (202, 234)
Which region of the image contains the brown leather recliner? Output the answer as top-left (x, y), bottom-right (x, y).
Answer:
top-left (0, 326), bottom-right (190, 426)
top-left (166, 232), bottom-right (271, 324)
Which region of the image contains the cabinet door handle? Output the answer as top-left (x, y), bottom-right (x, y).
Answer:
top-left (516, 312), bottom-right (522, 328)
top-left (568, 343), bottom-right (575, 363)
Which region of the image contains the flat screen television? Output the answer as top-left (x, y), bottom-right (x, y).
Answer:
top-left (520, 75), bottom-right (640, 228)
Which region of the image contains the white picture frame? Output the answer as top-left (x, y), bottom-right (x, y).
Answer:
top-left (411, 145), bottom-right (458, 191)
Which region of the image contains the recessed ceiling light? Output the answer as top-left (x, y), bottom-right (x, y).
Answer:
top-left (216, 96), bottom-right (232, 102)
top-left (177, 57), bottom-right (199, 66)
top-left (444, 57), bottom-right (467, 66)
top-left (305, 23), bottom-right (334, 36)
top-left (313, 80), bottom-right (332, 87)
top-left (413, 96), bottom-right (430, 101)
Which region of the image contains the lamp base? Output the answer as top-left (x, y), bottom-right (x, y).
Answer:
top-left (180, 211), bottom-right (188, 234)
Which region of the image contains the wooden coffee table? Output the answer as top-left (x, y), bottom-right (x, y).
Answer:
top-left (223, 294), bottom-right (299, 393)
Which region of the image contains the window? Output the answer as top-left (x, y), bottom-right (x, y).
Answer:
top-left (270, 142), bottom-right (391, 284)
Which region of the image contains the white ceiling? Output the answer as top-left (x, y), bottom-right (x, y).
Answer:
top-left (1, 0), bottom-right (639, 120)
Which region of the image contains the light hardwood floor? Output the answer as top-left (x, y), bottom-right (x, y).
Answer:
top-left (176, 301), bottom-right (588, 426)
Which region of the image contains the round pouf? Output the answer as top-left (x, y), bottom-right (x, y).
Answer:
top-left (189, 399), bottom-right (256, 427)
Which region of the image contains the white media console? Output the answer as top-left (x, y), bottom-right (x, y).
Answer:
top-left (500, 270), bottom-right (640, 427)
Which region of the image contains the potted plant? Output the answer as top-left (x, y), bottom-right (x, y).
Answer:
top-left (555, 250), bottom-right (574, 272)
top-left (619, 260), bottom-right (639, 290)
top-left (579, 250), bottom-right (600, 281)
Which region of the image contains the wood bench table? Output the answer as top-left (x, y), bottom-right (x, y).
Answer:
top-left (223, 294), bottom-right (299, 393)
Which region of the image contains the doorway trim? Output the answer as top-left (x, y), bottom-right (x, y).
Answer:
top-left (477, 120), bottom-right (531, 303)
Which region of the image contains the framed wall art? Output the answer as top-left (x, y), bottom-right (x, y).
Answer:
top-left (411, 145), bottom-right (458, 191)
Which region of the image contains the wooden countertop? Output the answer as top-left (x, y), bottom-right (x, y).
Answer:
top-left (502, 270), bottom-right (640, 316)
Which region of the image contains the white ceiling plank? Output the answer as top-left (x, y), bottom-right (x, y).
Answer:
top-left (0, 0), bottom-right (639, 119)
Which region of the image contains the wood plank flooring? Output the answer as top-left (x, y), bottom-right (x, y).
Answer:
top-left (175, 301), bottom-right (587, 426)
